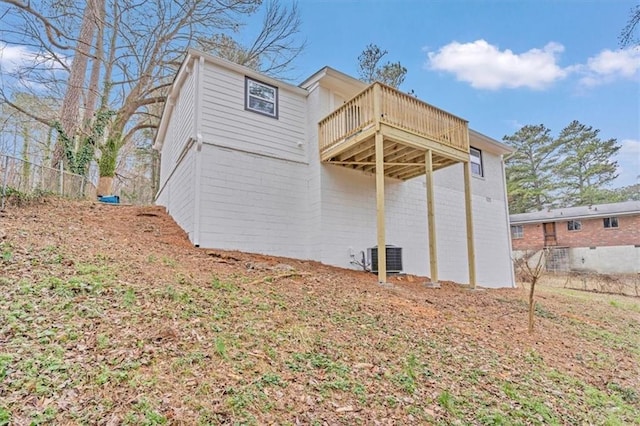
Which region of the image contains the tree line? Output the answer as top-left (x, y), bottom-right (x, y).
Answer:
top-left (503, 121), bottom-right (637, 214)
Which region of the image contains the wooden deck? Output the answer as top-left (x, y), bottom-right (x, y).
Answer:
top-left (318, 82), bottom-right (470, 180)
top-left (317, 82), bottom-right (476, 287)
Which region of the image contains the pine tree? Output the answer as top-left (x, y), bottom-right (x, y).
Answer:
top-left (503, 124), bottom-right (558, 213)
top-left (554, 120), bottom-right (620, 206)
top-left (357, 44), bottom-right (407, 88)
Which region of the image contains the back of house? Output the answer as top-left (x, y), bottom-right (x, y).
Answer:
top-left (154, 49), bottom-right (516, 288)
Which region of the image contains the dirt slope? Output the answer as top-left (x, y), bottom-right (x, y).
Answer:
top-left (0, 198), bottom-right (638, 425)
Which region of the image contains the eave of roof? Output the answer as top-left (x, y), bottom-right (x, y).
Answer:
top-left (510, 201), bottom-right (640, 224)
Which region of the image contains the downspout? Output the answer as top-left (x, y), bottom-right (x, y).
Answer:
top-left (501, 151), bottom-right (517, 287)
top-left (193, 55), bottom-right (205, 247)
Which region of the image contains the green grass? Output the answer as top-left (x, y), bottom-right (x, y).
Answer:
top-left (1, 200), bottom-right (638, 425)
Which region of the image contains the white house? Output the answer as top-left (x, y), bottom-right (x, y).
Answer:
top-left (154, 49), bottom-right (516, 288)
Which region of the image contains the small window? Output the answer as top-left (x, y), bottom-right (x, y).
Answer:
top-left (603, 217), bottom-right (619, 229)
top-left (567, 220), bottom-right (582, 231)
top-left (470, 147), bottom-right (483, 177)
top-left (511, 225), bottom-right (523, 239)
top-left (245, 77), bottom-right (278, 118)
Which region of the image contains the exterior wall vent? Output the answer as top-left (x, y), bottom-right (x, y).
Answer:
top-left (368, 245), bottom-right (403, 274)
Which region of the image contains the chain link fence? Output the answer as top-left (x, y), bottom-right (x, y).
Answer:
top-left (0, 154), bottom-right (96, 209)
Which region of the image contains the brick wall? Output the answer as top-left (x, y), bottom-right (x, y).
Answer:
top-left (512, 214), bottom-right (640, 250)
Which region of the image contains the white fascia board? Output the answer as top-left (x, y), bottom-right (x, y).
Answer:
top-left (153, 53), bottom-right (195, 151)
top-left (469, 129), bottom-right (514, 155)
top-left (187, 48), bottom-right (308, 97)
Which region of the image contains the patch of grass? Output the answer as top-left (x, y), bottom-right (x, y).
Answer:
top-left (258, 373), bottom-right (286, 388)
top-left (0, 406), bottom-right (11, 426)
top-left (608, 382), bottom-right (638, 404)
top-left (29, 406), bottom-right (57, 425)
top-left (123, 287), bottom-right (136, 307)
top-left (214, 337), bottom-right (228, 360)
top-left (437, 390), bottom-right (457, 415)
top-left (123, 398), bottom-right (167, 425)
top-left (96, 334), bottom-right (110, 350)
top-left (0, 242), bottom-right (13, 263)
top-left (161, 256), bottom-right (176, 268)
top-left (286, 351), bottom-right (349, 375)
top-left (211, 276), bottom-right (238, 292)
top-left (0, 354), bottom-right (13, 381)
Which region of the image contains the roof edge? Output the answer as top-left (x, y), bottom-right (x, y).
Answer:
top-left (469, 129), bottom-right (515, 155)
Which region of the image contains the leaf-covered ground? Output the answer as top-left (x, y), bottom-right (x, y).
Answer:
top-left (0, 199), bottom-right (638, 425)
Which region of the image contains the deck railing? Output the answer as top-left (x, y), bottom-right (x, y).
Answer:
top-left (318, 82), bottom-right (469, 154)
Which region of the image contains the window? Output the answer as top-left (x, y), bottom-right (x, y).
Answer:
top-left (603, 217), bottom-right (619, 228)
top-left (470, 147), bottom-right (483, 177)
top-left (511, 225), bottom-right (523, 239)
top-left (245, 77), bottom-right (278, 118)
top-left (567, 220), bottom-right (582, 231)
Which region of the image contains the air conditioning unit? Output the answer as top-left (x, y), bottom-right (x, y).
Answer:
top-left (368, 245), bottom-right (403, 274)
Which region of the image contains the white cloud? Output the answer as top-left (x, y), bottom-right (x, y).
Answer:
top-left (0, 43), bottom-right (33, 72)
top-left (579, 47), bottom-right (640, 87)
top-left (0, 42), bottom-right (67, 73)
top-left (614, 138), bottom-right (640, 187)
top-left (426, 39), bottom-right (570, 90)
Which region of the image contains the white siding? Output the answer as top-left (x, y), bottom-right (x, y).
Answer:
top-left (157, 69), bottom-right (196, 191)
top-left (317, 162), bottom-right (514, 287)
top-left (200, 62), bottom-right (307, 163)
top-left (156, 54), bottom-right (515, 288)
top-left (197, 144), bottom-right (311, 259)
top-left (319, 165), bottom-right (430, 276)
top-left (156, 147), bottom-right (196, 241)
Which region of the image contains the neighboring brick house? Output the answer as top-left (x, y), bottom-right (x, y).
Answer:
top-left (510, 201), bottom-right (640, 274)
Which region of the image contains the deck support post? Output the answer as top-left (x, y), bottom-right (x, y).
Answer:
top-left (463, 161), bottom-right (477, 288)
top-left (375, 131), bottom-right (387, 284)
top-left (425, 149), bottom-right (438, 284)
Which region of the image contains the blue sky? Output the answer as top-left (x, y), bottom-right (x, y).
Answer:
top-left (0, 0), bottom-right (637, 187)
top-left (288, 0), bottom-right (639, 188)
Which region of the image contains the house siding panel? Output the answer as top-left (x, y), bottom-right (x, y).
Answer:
top-left (158, 70), bottom-right (195, 189)
top-left (200, 63), bottom-right (307, 163)
top-left (197, 144), bottom-right (310, 259)
top-left (318, 162), bottom-right (514, 287)
top-left (156, 147), bottom-right (195, 240)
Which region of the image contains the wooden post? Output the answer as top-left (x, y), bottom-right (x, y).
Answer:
top-left (373, 83), bottom-right (381, 131)
top-left (425, 150), bottom-right (438, 284)
top-left (463, 161), bottom-right (477, 288)
top-left (375, 131), bottom-right (386, 283)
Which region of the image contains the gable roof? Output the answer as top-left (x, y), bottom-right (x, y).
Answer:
top-left (510, 201), bottom-right (640, 224)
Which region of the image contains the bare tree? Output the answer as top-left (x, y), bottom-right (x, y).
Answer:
top-left (197, 1), bottom-right (305, 78)
top-left (514, 248), bottom-right (549, 333)
top-left (620, 4), bottom-right (640, 47)
top-left (0, 0), bottom-right (304, 195)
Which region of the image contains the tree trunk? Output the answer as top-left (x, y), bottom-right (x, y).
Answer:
top-left (528, 277), bottom-right (537, 334)
top-left (97, 176), bottom-right (113, 196)
top-left (83, 0), bottom-right (105, 130)
top-left (53, 2), bottom-right (96, 168)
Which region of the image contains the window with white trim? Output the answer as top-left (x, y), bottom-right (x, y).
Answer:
top-left (511, 225), bottom-right (523, 239)
top-left (603, 217), bottom-right (619, 228)
top-left (567, 220), bottom-right (582, 231)
top-left (470, 147), bottom-right (483, 177)
top-left (245, 77), bottom-right (278, 118)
